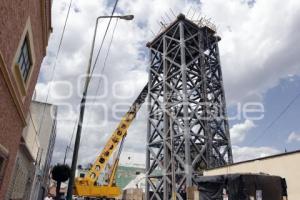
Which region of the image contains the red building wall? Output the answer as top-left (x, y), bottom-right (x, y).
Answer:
top-left (0, 0), bottom-right (51, 198)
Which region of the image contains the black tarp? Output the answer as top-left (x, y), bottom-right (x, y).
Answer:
top-left (194, 173), bottom-right (287, 200)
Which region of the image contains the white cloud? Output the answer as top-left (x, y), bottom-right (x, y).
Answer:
top-left (230, 120), bottom-right (255, 144)
top-left (35, 0), bottom-right (300, 166)
top-left (200, 0), bottom-right (300, 104)
top-left (233, 145), bottom-right (280, 162)
top-left (39, 0), bottom-right (205, 166)
top-left (287, 132), bottom-right (300, 143)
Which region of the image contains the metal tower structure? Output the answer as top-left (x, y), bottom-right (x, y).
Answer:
top-left (145, 14), bottom-right (233, 200)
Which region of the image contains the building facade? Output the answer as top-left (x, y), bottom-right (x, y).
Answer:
top-left (204, 150), bottom-right (300, 200)
top-left (29, 101), bottom-right (57, 200)
top-left (0, 1), bottom-right (51, 199)
top-left (5, 101), bottom-right (57, 200)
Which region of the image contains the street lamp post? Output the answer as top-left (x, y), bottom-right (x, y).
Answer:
top-left (66, 14), bottom-right (134, 200)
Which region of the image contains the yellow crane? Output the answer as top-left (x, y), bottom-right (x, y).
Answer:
top-left (73, 84), bottom-right (148, 199)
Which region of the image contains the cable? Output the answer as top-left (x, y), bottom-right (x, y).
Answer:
top-left (90, 0), bottom-right (120, 76)
top-left (71, 0), bottom-right (120, 164)
top-left (69, 118), bottom-right (78, 148)
top-left (79, 0), bottom-right (120, 141)
top-left (28, 109), bottom-right (40, 153)
top-left (37, 0), bottom-right (73, 135)
top-left (82, 18), bottom-right (119, 136)
top-left (29, 109), bottom-right (39, 134)
top-left (248, 91), bottom-right (300, 146)
top-left (63, 118), bottom-right (78, 164)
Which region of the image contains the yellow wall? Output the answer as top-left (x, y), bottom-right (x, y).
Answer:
top-left (204, 152), bottom-right (300, 200)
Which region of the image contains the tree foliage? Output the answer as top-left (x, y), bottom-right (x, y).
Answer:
top-left (51, 164), bottom-right (71, 200)
top-left (52, 164), bottom-right (71, 182)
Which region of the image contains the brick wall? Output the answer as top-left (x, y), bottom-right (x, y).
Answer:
top-left (0, 70), bottom-right (23, 198)
top-left (5, 149), bottom-right (35, 200)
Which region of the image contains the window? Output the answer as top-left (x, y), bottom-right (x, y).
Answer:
top-left (0, 144), bottom-right (9, 186)
top-left (17, 37), bottom-right (32, 82)
top-left (0, 156), bottom-right (4, 175)
top-left (0, 156), bottom-right (5, 185)
top-left (11, 18), bottom-right (36, 99)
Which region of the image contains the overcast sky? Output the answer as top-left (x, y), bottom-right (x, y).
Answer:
top-left (35, 0), bottom-right (300, 167)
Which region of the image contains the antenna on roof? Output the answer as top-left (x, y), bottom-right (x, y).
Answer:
top-left (149, 29), bottom-right (156, 37)
top-left (160, 21), bottom-right (167, 28)
top-left (169, 8), bottom-right (176, 18)
top-left (186, 7), bottom-right (192, 17)
top-left (161, 16), bottom-right (167, 25)
top-left (191, 9), bottom-right (197, 20)
top-left (164, 12), bottom-right (172, 22)
top-left (157, 20), bottom-right (166, 31)
top-left (196, 12), bottom-right (202, 22)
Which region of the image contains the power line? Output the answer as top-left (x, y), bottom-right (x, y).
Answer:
top-left (90, 0), bottom-right (120, 76)
top-left (69, 118), bottom-right (78, 148)
top-left (28, 108), bottom-right (40, 153)
top-left (82, 18), bottom-right (119, 137)
top-left (64, 118), bottom-right (78, 164)
top-left (248, 91), bottom-right (300, 146)
top-left (66, 1), bottom-right (121, 198)
top-left (79, 0), bottom-right (120, 144)
top-left (37, 0), bottom-right (73, 135)
top-left (29, 107), bottom-right (39, 134)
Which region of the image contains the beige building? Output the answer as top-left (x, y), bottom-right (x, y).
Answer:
top-left (29, 101), bottom-right (57, 200)
top-left (5, 101), bottom-right (57, 200)
top-left (5, 103), bottom-right (41, 200)
top-left (204, 150), bottom-right (300, 200)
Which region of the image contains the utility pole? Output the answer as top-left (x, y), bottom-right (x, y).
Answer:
top-left (66, 15), bottom-right (134, 200)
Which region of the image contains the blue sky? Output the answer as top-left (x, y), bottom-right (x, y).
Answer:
top-left (236, 75), bottom-right (300, 150)
top-left (226, 74), bottom-right (300, 161)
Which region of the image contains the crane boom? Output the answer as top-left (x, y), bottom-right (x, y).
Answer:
top-left (74, 84), bottom-right (148, 198)
top-left (107, 134), bottom-right (126, 186)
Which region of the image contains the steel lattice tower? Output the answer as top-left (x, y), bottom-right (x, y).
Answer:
top-left (145, 14), bottom-right (233, 200)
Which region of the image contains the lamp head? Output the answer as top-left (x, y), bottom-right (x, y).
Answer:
top-left (120, 15), bottom-right (134, 20)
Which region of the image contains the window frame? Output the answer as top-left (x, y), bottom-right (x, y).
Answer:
top-left (11, 17), bottom-right (36, 101)
top-left (0, 144), bottom-right (9, 186)
top-left (17, 36), bottom-right (32, 83)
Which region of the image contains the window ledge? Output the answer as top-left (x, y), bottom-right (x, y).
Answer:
top-left (13, 64), bottom-right (27, 97)
top-left (0, 52), bottom-right (26, 125)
